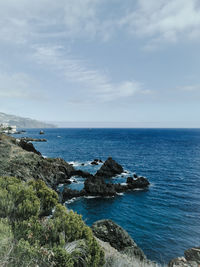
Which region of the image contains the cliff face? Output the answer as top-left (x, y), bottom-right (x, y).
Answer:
top-left (0, 134), bottom-right (74, 189)
top-left (0, 112), bottom-right (55, 128)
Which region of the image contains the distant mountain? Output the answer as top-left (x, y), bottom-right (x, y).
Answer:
top-left (0, 112), bottom-right (56, 128)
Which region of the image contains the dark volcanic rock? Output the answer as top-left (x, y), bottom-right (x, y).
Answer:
top-left (126, 177), bottom-right (150, 189)
top-left (18, 140), bottom-right (41, 155)
top-left (91, 161), bottom-right (99, 165)
top-left (84, 177), bottom-right (116, 196)
top-left (62, 188), bottom-right (85, 202)
top-left (70, 170), bottom-right (93, 179)
top-left (95, 157), bottom-right (123, 178)
top-left (92, 219), bottom-right (146, 261)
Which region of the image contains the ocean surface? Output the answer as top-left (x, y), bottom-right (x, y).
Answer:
top-left (16, 128), bottom-right (200, 264)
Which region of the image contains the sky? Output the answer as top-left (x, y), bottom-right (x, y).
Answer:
top-left (0, 0), bottom-right (200, 127)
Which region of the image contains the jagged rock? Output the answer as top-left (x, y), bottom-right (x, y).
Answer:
top-left (126, 177), bottom-right (150, 189)
top-left (84, 177), bottom-right (116, 196)
top-left (92, 220), bottom-right (146, 261)
top-left (95, 157), bottom-right (123, 178)
top-left (133, 174), bottom-right (138, 178)
top-left (62, 188), bottom-right (85, 202)
top-left (18, 139), bottom-right (42, 155)
top-left (185, 248), bottom-right (200, 264)
top-left (91, 161), bottom-right (99, 165)
top-left (70, 170), bottom-right (94, 179)
top-left (127, 177), bottom-right (133, 183)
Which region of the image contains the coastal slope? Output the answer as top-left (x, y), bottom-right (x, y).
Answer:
top-left (0, 112), bottom-right (55, 128)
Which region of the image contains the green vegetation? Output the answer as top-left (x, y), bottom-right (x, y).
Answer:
top-left (0, 177), bottom-right (104, 266)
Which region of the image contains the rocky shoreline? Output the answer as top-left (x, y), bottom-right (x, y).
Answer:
top-left (0, 133), bottom-right (199, 266)
top-left (0, 134), bottom-right (150, 201)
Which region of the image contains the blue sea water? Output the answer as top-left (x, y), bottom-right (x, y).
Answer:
top-left (16, 128), bottom-right (200, 264)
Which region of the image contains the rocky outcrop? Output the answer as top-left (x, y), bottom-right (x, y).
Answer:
top-left (0, 134), bottom-right (74, 189)
top-left (18, 139), bottom-right (42, 155)
top-left (70, 169), bottom-right (94, 179)
top-left (96, 237), bottom-right (158, 267)
top-left (61, 174), bottom-right (150, 201)
top-left (62, 188), bottom-right (85, 201)
top-left (168, 247), bottom-right (200, 267)
top-left (20, 137), bottom-right (47, 142)
top-left (91, 159), bottom-right (103, 165)
top-left (95, 157), bottom-right (123, 178)
top-left (126, 177), bottom-right (150, 189)
top-left (92, 219), bottom-right (152, 264)
top-left (84, 177), bottom-right (117, 196)
top-left (185, 247), bottom-right (200, 263)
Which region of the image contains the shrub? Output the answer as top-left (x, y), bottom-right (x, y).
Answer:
top-left (0, 176), bottom-right (105, 266)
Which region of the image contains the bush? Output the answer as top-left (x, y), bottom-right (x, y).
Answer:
top-left (0, 177), bottom-right (105, 266)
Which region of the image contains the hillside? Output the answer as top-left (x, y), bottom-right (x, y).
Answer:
top-left (0, 112), bottom-right (55, 128)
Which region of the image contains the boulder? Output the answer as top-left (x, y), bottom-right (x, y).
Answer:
top-left (92, 219), bottom-right (146, 261)
top-left (95, 157), bottom-right (123, 178)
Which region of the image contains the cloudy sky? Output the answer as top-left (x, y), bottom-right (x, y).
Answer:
top-left (0, 0), bottom-right (200, 127)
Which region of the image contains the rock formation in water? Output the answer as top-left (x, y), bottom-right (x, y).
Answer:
top-left (95, 157), bottom-right (124, 178)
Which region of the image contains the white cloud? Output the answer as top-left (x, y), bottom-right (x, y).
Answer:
top-left (120, 0), bottom-right (200, 47)
top-left (0, 72), bottom-right (44, 100)
top-left (0, 0), bottom-right (200, 48)
top-left (179, 85), bottom-right (200, 91)
top-left (0, 0), bottom-right (110, 44)
top-left (33, 45), bottom-right (142, 102)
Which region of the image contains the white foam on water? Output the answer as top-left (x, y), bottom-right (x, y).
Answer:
top-left (84, 196), bottom-right (100, 199)
top-left (120, 182), bottom-right (127, 186)
top-left (42, 155), bottom-right (47, 158)
top-left (69, 177), bottom-right (77, 182)
top-left (68, 161), bottom-right (91, 167)
top-left (68, 161), bottom-right (80, 167)
top-left (133, 188), bottom-right (145, 191)
top-left (65, 197), bottom-right (80, 204)
top-left (121, 173), bottom-right (128, 176)
top-left (116, 192), bottom-right (124, 196)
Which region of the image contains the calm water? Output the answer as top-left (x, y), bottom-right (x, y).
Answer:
top-left (16, 128), bottom-right (200, 263)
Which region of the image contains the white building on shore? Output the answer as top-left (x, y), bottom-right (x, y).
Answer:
top-left (0, 124), bottom-right (17, 134)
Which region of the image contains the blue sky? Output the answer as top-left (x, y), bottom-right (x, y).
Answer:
top-left (0, 0), bottom-right (200, 127)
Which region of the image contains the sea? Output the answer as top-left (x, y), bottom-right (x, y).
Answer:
top-left (15, 128), bottom-right (200, 264)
